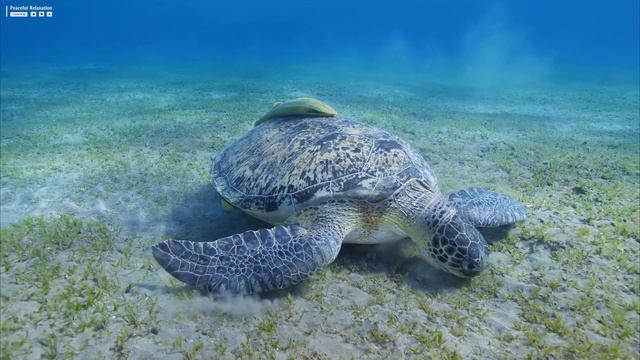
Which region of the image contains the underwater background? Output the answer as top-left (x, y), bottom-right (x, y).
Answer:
top-left (2, 0), bottom-right (639, 83)
top-left (1, 1), bottom-right (639, 359)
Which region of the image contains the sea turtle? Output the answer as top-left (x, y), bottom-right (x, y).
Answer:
top-left (252, 97), bottom-right (337, 126)
top-left (152, 117), bottom-right (527, 294)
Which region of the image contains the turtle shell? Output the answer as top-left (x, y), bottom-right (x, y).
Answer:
top-left (212, 118), bottom-right (438, 222)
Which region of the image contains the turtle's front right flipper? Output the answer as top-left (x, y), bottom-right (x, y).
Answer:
top-left (152, 223), bottom-right (344, 295)
top-left (448, 188), bottom-right (527, 228)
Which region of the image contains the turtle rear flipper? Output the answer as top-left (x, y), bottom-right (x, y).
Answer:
top-left (448, 188), bottom-right (527, 228)
top-left (219, 198), bottom-right (235, 212)
top-left (152, 222), bottom-right (344, 295)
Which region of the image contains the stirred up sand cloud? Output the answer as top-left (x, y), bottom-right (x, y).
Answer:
top-left (458, 5), bottom-right (553, 87)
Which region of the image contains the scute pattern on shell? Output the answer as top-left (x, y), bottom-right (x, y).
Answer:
top-left (212, 118), bottom-right (437, 215)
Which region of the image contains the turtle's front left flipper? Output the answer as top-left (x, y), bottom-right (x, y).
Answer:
top-left (448, 188), bottom-right (527, 228)
top-left (152, 221), bottom-right (345, 295)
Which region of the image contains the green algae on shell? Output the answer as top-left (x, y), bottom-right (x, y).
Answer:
top-left (253, 97), bottom-right (337, 126)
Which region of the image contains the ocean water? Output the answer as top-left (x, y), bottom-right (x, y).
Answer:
top-left (1, 1), bottom-right (639, 359)
top-left (2, 1), bottom-right (639, 82)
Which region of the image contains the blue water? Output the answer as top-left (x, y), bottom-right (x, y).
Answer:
top-left (2, 0), bottom-right (638, 84)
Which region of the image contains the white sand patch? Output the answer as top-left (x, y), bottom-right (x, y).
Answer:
top-left (60, 133), bottom-right (86, 144)
top-left (162, 294), bottom-right (278, 319)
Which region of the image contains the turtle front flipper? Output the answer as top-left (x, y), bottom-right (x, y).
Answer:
top-left (152, 223), bottom-right (344, 295)
top-left (448, 188), bottom-right (527, 228)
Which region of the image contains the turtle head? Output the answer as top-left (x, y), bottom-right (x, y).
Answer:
top-left (420, 200), bottom-right (489, 277)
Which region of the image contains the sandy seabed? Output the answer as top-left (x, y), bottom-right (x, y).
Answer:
top-left (1, 65), bottom-right (638, 359)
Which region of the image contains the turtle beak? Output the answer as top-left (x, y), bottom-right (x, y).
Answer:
top-left (460, 257), bottom-right (486, 277)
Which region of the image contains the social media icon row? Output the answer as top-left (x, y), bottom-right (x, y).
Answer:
top-left (29, 11), bottom-right (53, 17)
